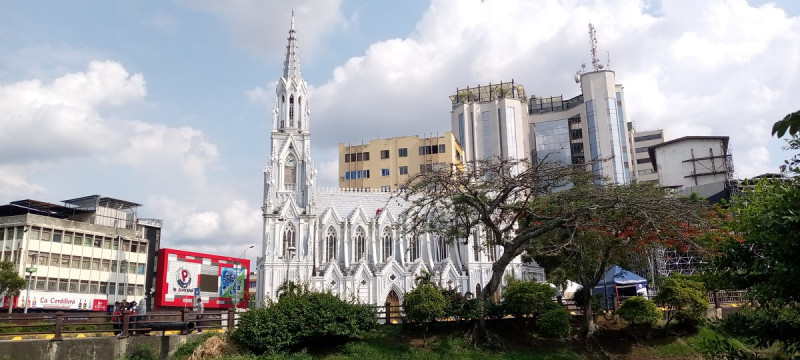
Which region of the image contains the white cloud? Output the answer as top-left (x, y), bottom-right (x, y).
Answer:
top-left (304, 0), bottom-right (800, 179)
top-left (178, 0), bottom-right (347, 62)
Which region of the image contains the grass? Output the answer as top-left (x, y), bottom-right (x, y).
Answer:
top-left (170, 332), bottom-right (216, 359)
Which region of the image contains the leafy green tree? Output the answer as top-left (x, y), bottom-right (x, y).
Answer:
top-left (616, 297), bottom-right (661, 329)
top-left (0, 262), bottom-right (25, 302)
top-left (709, 178), bottom-right (800, 306)
top-left (402, 283), bottom-right (446, 347)
top-left (501, 278), bottom-right (558, 319)
top-left (654, 274), bottom-right (707, 333)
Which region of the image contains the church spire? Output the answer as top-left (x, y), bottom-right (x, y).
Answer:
top-left (283, 11), bottom-right (301, 80)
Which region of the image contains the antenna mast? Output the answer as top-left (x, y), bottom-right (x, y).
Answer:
top-left (589, 23), bottom-right (600, 71)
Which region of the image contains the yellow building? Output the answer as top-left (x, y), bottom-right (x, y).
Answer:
top-left (338, 132), bottom-right (463, 190)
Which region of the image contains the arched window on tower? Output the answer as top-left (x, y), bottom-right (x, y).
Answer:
top-left (382, 228), bottom-right (392, 261)
top-left (486, 230), bottom-right (499, 262)
top-left (280, 95), bottom-right (286, 128)
top-left (354, 227), bottom-right (366, 261)
top-left (325, 227), bottom-right (337, 262)
top-left (284, 155), bottom-right (297, 190)
top-left (289, 95), bottom-right (295, 127)
top-left (298, 96), bottom-right (303, 129)
top-left (283, 222), bottom-right (296, 259)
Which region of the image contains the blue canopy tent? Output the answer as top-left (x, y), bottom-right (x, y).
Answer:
top-left (592, 266), bottom-right (648, 310)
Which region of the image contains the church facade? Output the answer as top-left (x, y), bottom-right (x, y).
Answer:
top-left (255, 18), bottom-right (543, 307)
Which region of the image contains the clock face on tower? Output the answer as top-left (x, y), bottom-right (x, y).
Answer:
top-left (287, 156), bottom-right (296, 166)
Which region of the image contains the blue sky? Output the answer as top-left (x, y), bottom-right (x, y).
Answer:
top-left (1, 0), bottom-right (799, 261)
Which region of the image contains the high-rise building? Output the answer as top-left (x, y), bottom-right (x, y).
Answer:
top-left (338, 132), bottom-right (464, 191)
top-left (0, 195), bottom-right (155, 312)
top-left (450, 71), bottom-right (633, 185)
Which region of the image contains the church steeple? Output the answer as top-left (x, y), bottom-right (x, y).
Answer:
top-left (283, 10), bottom-right (301, 81)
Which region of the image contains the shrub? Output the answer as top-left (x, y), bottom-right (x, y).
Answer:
top-left (571, 290), bottom-right (603, 318)
top-left (719, 305), bottom-right (800, 353)
top-left (439, 287), bottom-right (467, 320)
top-left (616, 297), bottom-right (661, 328)
top-left (231, 291), bottom-right (376, 354)
top-left (502, 279), bottom-right (558, 318)
top-left (121, 344), bottom-right (158, 360)
top-left (654, 274), bottom-right (707, 330)
top-left (536, 307), bottom-right (571, 338)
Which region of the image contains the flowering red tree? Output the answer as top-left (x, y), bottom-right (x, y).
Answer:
top-left (400, 157), bottom-right (711, 342)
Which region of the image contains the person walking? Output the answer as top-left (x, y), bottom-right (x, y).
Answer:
top-left (193, 297), bottom-right (204, 333)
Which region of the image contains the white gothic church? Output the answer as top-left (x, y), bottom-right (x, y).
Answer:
top-left (255, 17), bottom-right (544, 307)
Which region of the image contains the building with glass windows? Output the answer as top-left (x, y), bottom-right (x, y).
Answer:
top-left (0, 196), bottom-right (158, 312)
top-left (628, 128), bottom-right (664, 183)
top-left (338, 133), bottom-right (464, 191)
top-left (449, 71), bottom-right (633, 185)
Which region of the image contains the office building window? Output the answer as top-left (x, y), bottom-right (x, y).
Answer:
top-left (345, 153), bottom-right (350, 163)
top-left (52, 232), bottom-right (62, 243)
top-left (399, 166), bottom-right (408, 175)
top-left (419, 145), bottom-right (443, 155)
top-left (381, 168), bottom-right (390, 177)
top-left (635, 147), bottom-right (649, 153)
top-left (48, 280), bottom-right (57, 291)
top-left (636, 158), bottom-right (652, 164)
top-left (398, 148), bottom-right (408, 157)
top-left (380, 150), bottom-right (389, 159)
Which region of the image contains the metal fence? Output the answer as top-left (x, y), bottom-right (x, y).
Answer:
top-left (0, 309), bottom-right (238, 340)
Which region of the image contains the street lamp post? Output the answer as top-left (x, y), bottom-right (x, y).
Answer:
top-left (233, 245), bottom-right (254, 311)
top-left (23, 258), bottom-right (37, 314)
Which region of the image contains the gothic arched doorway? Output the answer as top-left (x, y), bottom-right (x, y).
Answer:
top-left (385, 289), bottom-right (401, 324)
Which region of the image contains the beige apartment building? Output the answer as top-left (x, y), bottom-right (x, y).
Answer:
top-left (338, 132), bottom-right (464, 190)
top-left (628, 128), bottom-right (664, 183)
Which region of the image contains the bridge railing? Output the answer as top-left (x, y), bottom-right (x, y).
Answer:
top-left (0, 309), bottom-right (238, 340)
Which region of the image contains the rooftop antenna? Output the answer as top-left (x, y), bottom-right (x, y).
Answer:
top-left (606, 50), bottom-right (611, 69)
top-left (589, 23), bottom-right (601, 71)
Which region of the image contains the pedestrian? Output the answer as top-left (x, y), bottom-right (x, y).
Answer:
top-left (112, 302), bottom-right (122, 336)
top-left (193, 297), bottom-right (204, 333)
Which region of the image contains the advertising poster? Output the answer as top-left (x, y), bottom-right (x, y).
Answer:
top-left (166, 259), bottom-right (201, 297)
top-left (3, 291), bottom-right (108, 311)
top-left (219, 267), bottom-right (246, 298)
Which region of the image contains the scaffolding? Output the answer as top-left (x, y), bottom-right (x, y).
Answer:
top-left (683, 140), bottom-right (735, 186)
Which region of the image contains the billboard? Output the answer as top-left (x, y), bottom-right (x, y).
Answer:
top-left (1, 291), bottom-right (108, 311)
top-left (156, 248), bottom-right (250, 310)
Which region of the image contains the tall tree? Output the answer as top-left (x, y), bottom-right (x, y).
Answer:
top-left (0, 262), bottom-right (26, 303)
top-left (400, 158), bottom-right (709, 340)
top-left (531, 181), bottom-right (709, 335)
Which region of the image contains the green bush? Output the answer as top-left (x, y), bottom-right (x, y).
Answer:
top-left (121, 344), bottom-right (158, 360)
top-left (536, 307), bottom-right (571, 338)
top-left (439, 287), bottom-right (467, 320)
top-left (231, 291), bottom-right (376, 354)
top-left (571, 290), bottom-right (603, 318)
top-left (616, 297), bottom-right (662, 328)
top-left (654, 274), bottom-right (707, 329)
top-left (719, 305), bottom-right (800, 352)
top-left (501, 279), bottom-right (558, 318)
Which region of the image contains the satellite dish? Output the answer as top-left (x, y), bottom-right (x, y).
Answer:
top-left (574, 73), bottom-right (581, 83)
top-left (598, 64), bottom-right (604, 70)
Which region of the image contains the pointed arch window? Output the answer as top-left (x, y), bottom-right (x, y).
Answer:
top-left (289, 95), bottom-right (295, 126)
top-left (485, 230), bottom-right (500, 262)
top-left (280, 95), bottom-right (286, 128)
top-left (381, 228), bottom-right (392, 260)
top-left (354, 227), bottom-right (366, 261)
top-left (434, 235), bottom-right (447, 262)
top-left (298, 96), bottom-right (303, 129)
top-left (409, 236), bottom-right (420, 261)
top-left (283, 222), bottom-right (296, 259)
top-left (284, 155), bottom-right (297, 190)
top-left (325, 227), bottom-right (337, 261)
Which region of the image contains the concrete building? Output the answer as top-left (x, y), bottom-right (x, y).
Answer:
top-left (257, 17), bottom-right (541, 308)
top-left (0, 195), bottom-right (156, 312)
top-left (338, 133), bottom-right (464, 191)
top-left (628, 128), bottom-right (664, 183)
top-left (449, 71), bottom-right (633, 185)
top-left (649, 136), bottom-right (733, 195)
